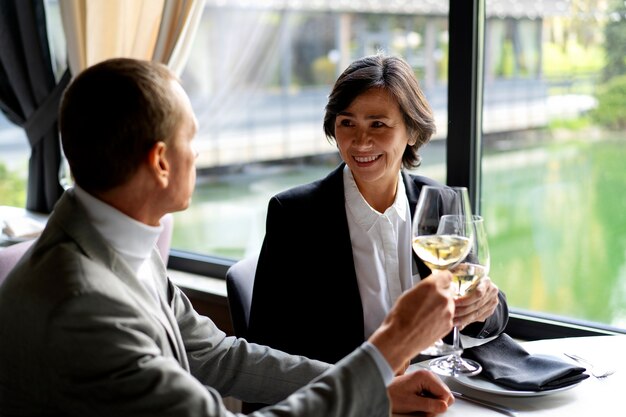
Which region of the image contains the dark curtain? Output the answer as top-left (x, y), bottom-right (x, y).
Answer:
top-left (0, 0), bottom-right (71, 213)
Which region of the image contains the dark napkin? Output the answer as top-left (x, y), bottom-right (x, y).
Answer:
top-left (463, 333), bottom-right (590, 391)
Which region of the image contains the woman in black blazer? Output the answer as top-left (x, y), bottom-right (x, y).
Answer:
top-left (248, 54), bottom-right (508, 365)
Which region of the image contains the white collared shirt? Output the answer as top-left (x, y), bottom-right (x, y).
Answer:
top-left (73, 186), bottom-right (163, 302)
top-left (343, 166), bottom-right (417, 339)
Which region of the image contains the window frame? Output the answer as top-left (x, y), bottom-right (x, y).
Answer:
top-left (168, 0), bottom-right (624, 339)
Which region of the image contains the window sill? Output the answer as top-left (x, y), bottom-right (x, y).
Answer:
top-left (168, 269), bottom-right (227, 298)
top-left (166, 267), bottom-right (626, 341)
top-left (168, 268), bottom-right (233, 335)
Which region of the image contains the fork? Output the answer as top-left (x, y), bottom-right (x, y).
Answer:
top-left (564, 353), bottom-right (616, 379)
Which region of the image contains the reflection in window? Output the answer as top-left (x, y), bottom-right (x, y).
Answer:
top-left (482, 0), bottom-right (626, 328)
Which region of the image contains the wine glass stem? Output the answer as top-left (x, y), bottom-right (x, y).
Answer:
top-left (452, 325), bottom-right (461, 353)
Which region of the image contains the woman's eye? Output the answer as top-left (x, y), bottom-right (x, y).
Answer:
top-left (338, 119), bottom-right (353, 127)
top-left (371, 121), bottom-right (385, 128)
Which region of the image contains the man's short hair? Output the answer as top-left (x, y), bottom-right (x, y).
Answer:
top-left (59, 58), bottom-right (181, 192)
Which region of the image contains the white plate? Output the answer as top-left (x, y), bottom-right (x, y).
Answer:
top-left (453, 373), bottom-right (583, 397)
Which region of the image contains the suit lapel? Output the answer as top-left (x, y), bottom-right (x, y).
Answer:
top-left (51, 191), bottom-right (186, 364)
top-left (324, 164), bottom-right (366, 334)
top-left (114, 257), bottom-right (186, 366)
top-left (150, 251), bottom-right (190, 370)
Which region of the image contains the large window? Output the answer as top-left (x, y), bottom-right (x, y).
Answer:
top-left (2, 0), bottom-right (624, 334)
top-left (481, 0), bottom-right (626, 329)
top-left (174, 2), bottom-right (450, 259)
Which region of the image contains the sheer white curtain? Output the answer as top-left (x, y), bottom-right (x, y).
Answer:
top-left (56, 0), bottom-right (205, 189)
top-left (59, 0), bottom-right (205, 76)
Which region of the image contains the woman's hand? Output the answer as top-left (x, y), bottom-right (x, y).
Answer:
top-left (453, 276), bottom-right (499, 330)
top-left (388, 369), bottom-right (454, 416)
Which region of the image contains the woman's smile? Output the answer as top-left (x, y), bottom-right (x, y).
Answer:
top-left (353, 154), bottom-right (383, 165)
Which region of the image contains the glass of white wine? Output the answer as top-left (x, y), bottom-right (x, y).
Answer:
top-left (428, 214), bottom-right (490, 376)
top-left (412, 186), bottom-right (474, 357)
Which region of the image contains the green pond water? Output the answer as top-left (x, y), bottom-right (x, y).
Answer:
top-left (173, 133), bottom-right (626, 329)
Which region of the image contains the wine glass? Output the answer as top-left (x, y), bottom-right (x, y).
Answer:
top-left (412, 186), bottom-right (474, 357)
top-left (429, 214), bottom-right (490, 376)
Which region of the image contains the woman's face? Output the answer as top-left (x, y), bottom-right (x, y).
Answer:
top-left (334, 87), bottom-right (413, 192)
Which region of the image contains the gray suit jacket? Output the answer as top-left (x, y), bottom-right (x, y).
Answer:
top-left (0, 190), bottom-right (390, 416)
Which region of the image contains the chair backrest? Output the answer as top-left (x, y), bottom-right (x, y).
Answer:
top-left (0, 240), bottom-right (36, 285)
top-left (225, 255), bottom-right (258, 338)
top-left (226, 255), bottom-right (268, 413)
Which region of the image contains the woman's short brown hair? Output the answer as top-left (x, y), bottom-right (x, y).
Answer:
top-left (323, 54), bottom-right (436, 169)
top-left (59, 58), bottom-right (180, 192)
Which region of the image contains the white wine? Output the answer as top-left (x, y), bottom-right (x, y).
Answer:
top-left (449, 263), bottom-right (487, 296)
top-left (412, 235), bottom-right (471, 270)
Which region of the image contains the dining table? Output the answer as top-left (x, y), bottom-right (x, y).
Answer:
top-left (395, 334), bottom-right (625, 416)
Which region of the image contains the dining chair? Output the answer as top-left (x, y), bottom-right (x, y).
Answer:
top-left (225, 255), bottom-right (258, 339)
top-left (225, 254), bottom-right (265, 413)
top-left (0, 239), bottom-right (36, 285)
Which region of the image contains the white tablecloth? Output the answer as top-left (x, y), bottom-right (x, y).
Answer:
top-left (396, 335), bottom-right (625, 416)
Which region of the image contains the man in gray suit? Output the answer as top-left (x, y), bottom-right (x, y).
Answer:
top-left (0, 58), bottom-right (456, 416)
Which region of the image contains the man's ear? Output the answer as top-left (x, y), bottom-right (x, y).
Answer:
top-left (148, 141), bottom-right (169, 188)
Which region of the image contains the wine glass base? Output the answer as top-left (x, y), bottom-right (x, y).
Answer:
top-left (429, 355), bottom-right (482, 377)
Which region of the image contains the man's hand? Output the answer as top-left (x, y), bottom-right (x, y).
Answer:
top-left (388, 369), bottom-right (454, 416)
top-left (454, 276), bottom-right (499, 330)
top-left (369, 270), bottom-right (455, 373)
